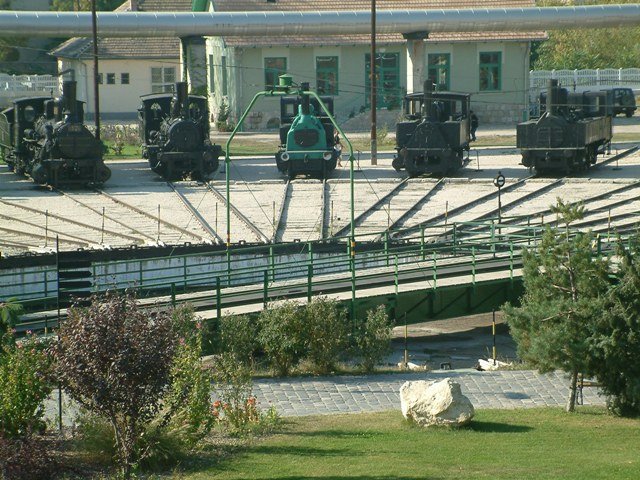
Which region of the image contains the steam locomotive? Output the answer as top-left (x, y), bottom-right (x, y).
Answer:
top-left (276, 83), bottom-right (341, 179)
top-left (393, 81), bottom-right (471, 176)
top-left (138, 82), bottom-right (222, 180)
top-left (517, 79), bottom-right (613, 174)
top-left (0, 81), bottom-right (110, 187)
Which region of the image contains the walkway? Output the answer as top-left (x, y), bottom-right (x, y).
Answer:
top-left (252, 369), bottom-right (603, 417)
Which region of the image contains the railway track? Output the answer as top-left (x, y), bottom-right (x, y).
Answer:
top-left (167, 182), bottom-right (222, 244)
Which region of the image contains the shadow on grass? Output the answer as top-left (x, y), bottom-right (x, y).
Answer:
top-left (469, 421), bottom-right (533, 433)
top-left (295, 429), bottom-right (385, 439)
top-left (249, 477), bottom-right (440, 480)
top-left (250, 445), bottom-right (354, 457)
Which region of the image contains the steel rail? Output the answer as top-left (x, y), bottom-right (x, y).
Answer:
top-left (52, 188), bottom-right (155, 242)
top-left (167, 182), bottom-right (221, 244)
top-left (93, 188), bottom-right (209, 243)
top-left (205, 182), bottom-right (270, 244)
top-left (272, 179), bottom-right (290, 243)
top-left (0, 6), bottom-right (639, 37)
top-left (332, 177), bottom-right (411, 238)
top-left (0, 224), bottom-right (87, 247)
top-left (377, 178), bottom-right (445, 240)
top-left (0, 198), bottom-right (141, 243)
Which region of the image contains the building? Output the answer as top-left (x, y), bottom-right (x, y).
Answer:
top-left (205, 0), bottom-right (546, 127)
top-left (50, 0), bottom-right (190, 120)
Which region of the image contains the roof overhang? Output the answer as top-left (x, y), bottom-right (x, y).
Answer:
top-left (0, 5), bottom-right (638, 38)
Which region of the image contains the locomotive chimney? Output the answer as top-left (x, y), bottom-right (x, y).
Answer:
top-left (129, 0), bottom-right (138, 11)
top-left (61, 80), bottom-right (78, 120)
top-left (175, 81), bottom-right (189, 118)
top-left (546, 79), bottom-right (558, 115)
top-left (300, 82), bottom-right (310, 115)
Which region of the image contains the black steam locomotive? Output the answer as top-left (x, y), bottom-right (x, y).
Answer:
top-left (0, 81), bottom-right (110, 187)
top-left (393, 81), bottom-right (471, 176)
top-left (276, 83), bottom-right (341, 179)
top-left (517, 79), bottom-right (613, 174)
top-left (138, 82), bottom-right (221, 180)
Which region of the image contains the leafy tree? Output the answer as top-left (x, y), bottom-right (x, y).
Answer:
top-left (354, 305), bottom-right (393, 373)
top-left (534, 1), bottom-right (640, 69)
top-left (54, 292), bottom-right (179, 479)
top-left (51, 0), bottom-right (122, 11)
top-left (258, 301), bottom-right (306, 376)
top-left (0, 299), bottom-right (23, 345)
top-left (303, 297), bottom-right (349, 374)
top-left (504, 199), bottom-right (610, 412)
top-left (589, 236), bottom-right (640, 416)
top-left (219, 314), bottom-right (259, 366)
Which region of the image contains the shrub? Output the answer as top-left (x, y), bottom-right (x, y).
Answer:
top-left (0, 433), bottom-right (57, 480)
top-left (219, 314), bottom-right (259, 366)
top-left (54, 292), bottom-right (179, 479)
top-left (303, 297), bottom-right (349, 374)
top-left (355, 306), bottom-right (394, 373)
top-left (0, 299), bottom-right (22, 345)
top-left (0, 334), bottom-right (52, 438)
top-left (258, 301), bottom-right (306, 376)
top-left (211, 352), bottom-right (281, 435)
top-left (216, 100), bottom-right (236, 132)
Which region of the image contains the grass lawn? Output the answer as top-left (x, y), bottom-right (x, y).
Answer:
top-left (186, 408), bottom-right (640, 480)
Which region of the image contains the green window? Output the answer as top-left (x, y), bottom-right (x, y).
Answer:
top-left (316, 56), bottom-right (338, 95)
top-left (427, 53), bottom-right (450, 91)
top-left (264, 57), bottom-right (287, 89)
top-left (479, 52), bottom-right (501, 91)
top-left (208, 54), bottom-right (215, 94)
top-left (364, 52), bottom-right (400, 109)
top-left (221, 56), bottom-right (228, 96)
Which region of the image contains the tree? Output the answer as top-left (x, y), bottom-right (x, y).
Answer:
top-left (589, 236), bottom-right (640, 416)
top-left (303, 297), bottom-right (349, 374)
top-left (504, 199), bottom-right (610, 412)
top-left (534, 1), bottom-right (640, 69)
top-left (51, 0), bottom-right (122, 11)
top-left (354, 305), bottom-right (394, 373)
top-left (0, 299), bottom-right (22, 345)
top-left (54, 292), bottom-right (179, 479)
top-left (258, 301), bottom-right (306, 376)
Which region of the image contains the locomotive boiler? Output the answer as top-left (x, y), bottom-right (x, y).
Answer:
top-left (138, 82), bottom-right (221, 180)
top-left (0, 80), bottom-right (110, 187)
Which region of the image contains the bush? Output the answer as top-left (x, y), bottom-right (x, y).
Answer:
top-left (0, 433), bottom-right (57, 480)
top-left (211, 352), bottom-right (280, 435)
top-left (304, 297), bottom-right (349, 374)
top-left (354, 306), bottom-right (394, 373)
top-left (54, 292), bottom-right (179, 479)
top-left (0, 334), bottom-right (52, 438)
top-left (216, 100), bottom-right (236, 132)
top-left (0, 299), bottom-right (23, 344)
top-left (219, 314), bottom-right (259, 366)
top-left (258, 301), bottom-right (306, 376)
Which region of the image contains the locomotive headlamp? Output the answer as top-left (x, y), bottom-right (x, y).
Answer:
top-left (334, 143), bottom-right (342, 152)
top-left (281, 151), bottom-right (290, 162)
top-left (323, 151), bottom-right (332, 161)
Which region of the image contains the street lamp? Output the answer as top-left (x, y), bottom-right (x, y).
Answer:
top-left (493, 171), bottom-right (505, 237)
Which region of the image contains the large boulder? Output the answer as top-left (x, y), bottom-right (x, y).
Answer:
top-left (400, 378), bottom-right (474, 427)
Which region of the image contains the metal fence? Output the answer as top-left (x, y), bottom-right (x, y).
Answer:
top-left (530, 68), bottom-right (640, 90)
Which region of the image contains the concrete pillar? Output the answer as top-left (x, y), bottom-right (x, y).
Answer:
top-left (180, 36), bottom-right (208, 95)
top-left (405, 36), bottom-right (427, 94)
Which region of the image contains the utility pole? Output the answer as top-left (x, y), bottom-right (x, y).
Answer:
top-left (370, 0), bottom-right (377, 165)
top-left (91, 0), bottom-right (101, 140)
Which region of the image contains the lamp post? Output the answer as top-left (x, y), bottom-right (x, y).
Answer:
top-left (493, 171), bottom-right (505, 237)
top-left (370, 0), bottom-right (377, 165)
top-left (91, 0), bottom-right (100, 140)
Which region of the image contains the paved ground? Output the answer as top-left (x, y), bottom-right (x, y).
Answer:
top-left (46, 369), bottom-right (604, 426)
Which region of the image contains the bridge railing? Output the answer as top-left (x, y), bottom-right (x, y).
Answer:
top-left (2, 218), bottom-right (626, 323)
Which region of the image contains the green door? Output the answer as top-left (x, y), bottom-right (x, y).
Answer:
top-left (365, 52), bottom-right (400, 109)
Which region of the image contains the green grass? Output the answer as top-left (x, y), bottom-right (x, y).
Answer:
top-left (102, 142), bottom-right (141, 159)
top-left (184, 408), bottom-right (640, 480)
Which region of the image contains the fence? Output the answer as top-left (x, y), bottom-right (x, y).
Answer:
top-left (0, 74), bottom-right (59, 107)
top-left (530, 68), bottom-right (640, 90)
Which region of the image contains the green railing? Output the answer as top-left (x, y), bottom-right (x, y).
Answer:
top-left (0, 218), bottom-right (624, 319)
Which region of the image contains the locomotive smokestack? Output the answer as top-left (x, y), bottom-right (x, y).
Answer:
top-left (175, 81), bottom-right (189, 118)
top-left (61, 80), bottom-right (78, 120)
top-left (301, 82), bottom-right (310, 115)
top-left (546, 79), bottom-right (558, 115)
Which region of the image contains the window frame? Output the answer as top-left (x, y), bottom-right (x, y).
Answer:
top-left (151, 66), bottom-right (176, 93)
top-left (221, 55), bottom-right (228, 96)
top-left (208, 54), bottom-right (215, 94)
top-left (479, 51), bottom-right (502, 92)
top-left (427, 53), bottom-right (450, 91)
top-left (316, 56), bottom-right (339, 95)
top-left (264, 56), bottom-right (287, 89)
top-left (106, 73), bottom-right (115, 85)
top-left (120, 72), bottom-right (130, 85)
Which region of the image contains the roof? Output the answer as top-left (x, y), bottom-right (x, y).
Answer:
top-left (211, 0), bottom-right (547, 47)
top-left (51, 0), bottom-right (192, 60)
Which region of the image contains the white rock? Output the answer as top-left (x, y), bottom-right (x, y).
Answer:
top-left (477, 358), bottom-right (512, 371)
top-left (400, 378), bottom-right (474, 427)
